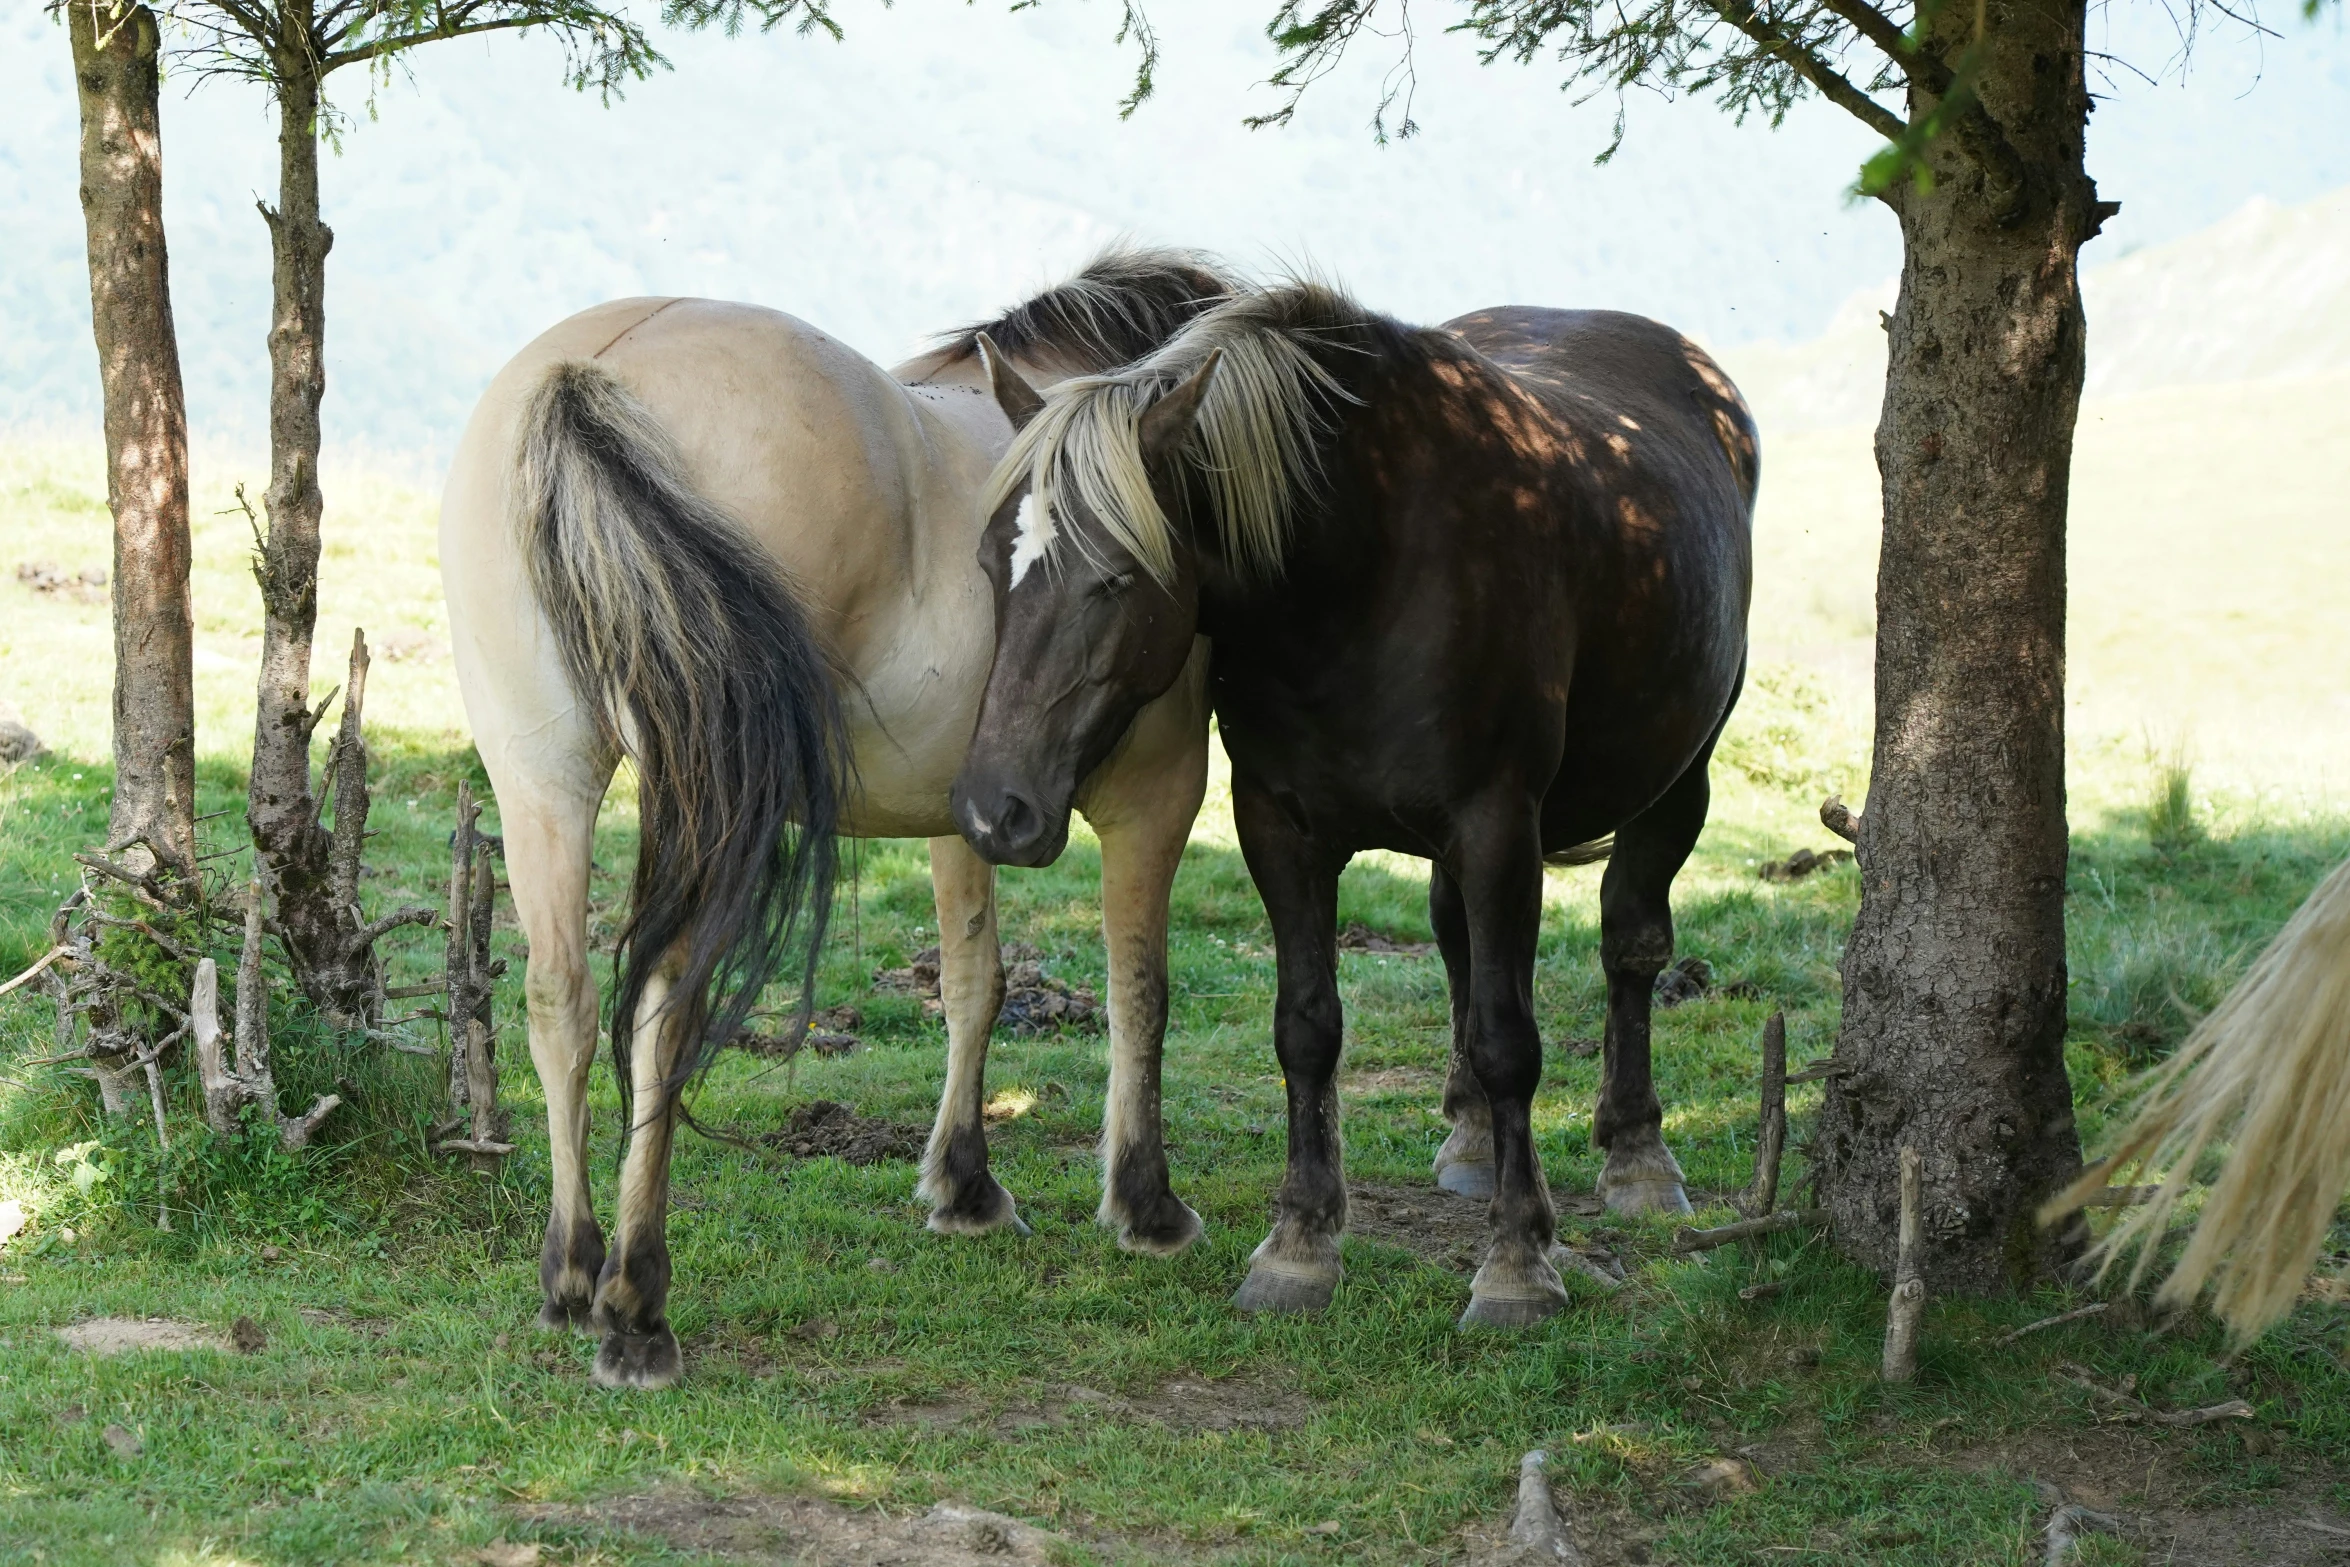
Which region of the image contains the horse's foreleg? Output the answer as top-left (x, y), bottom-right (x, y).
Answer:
top-left (1081, 640), bottom-right (1210, 1255)
top-left (1450, 794), bottom-right (1568, 1330)
top-left (1429, 864), bottom-right (1496, 1200)
top-left (1593, 755), bottom-right (1711, 1218)
top-left (505, 788), bottom-right (606, 1335)
top-left (591, 945), bottom-right (690, 1390)
top-left (919, 833), bottom-right (1019, 1235)
top-left (1230, 780), bottom-right (1348, 1314)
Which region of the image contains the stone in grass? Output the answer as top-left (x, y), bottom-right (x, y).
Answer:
top-left (0, 699), bottom-right (43, 765)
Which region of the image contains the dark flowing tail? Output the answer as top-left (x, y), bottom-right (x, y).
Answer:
top-left (516, 359), bottom-right (849, 1124)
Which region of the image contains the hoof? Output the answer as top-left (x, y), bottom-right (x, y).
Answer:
top-left (925, 1172), bottom-right (1027, 1238)
top-left (1115, 1197), bottom-right (1205, 1258)
top-left (1233, 1260), bottom-right (1340, 1315)
top-left (1599, 1132), bottom-right (1692, 1217)
top-left (537, 1297), bottom-right (595, 1336)
top-left (1457, 1290), bottom-right (1568, 1330)
top-left (591, 1325), bottom-right (682, 1390)
top-left (1436, 1161), bottom-right (1496, 1200)
top-left (1601, 1178), bottom-right (1693, 1218)
top-left (1460, 1251), bottom-right (1569, 1329)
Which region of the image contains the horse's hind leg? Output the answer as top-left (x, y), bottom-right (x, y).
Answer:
top-left (1592, 753), bottom-right (1712, 1217)
top-left (1429, 864), bottom-right (1496, 1200)
top-left (502, 783), bottom-right (607, 1334)
top-left (920, 833), bottom-right (1019, 1235)
top-left (591, 943), bottom-right (693, 1390)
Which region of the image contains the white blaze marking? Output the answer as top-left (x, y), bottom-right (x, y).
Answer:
top-left (1008, 493), bottom-right (1055, 588)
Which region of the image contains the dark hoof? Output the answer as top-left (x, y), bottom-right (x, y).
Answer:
top-left (1436, 1161), bottom-right (1496, 1200)
top-left (1233, 1262), bottom-right (1339, 1316)
top-left (1457, 1290), bottom-right (1568, 1330)
top-left (926, 1171), bottom-right (1026, 1237)
top-left (1115, 1197), bottom-right (1205, 1257)
top-left (537, 1297), bottom-right (594, 1336)
top-left (1602, 1178), bottom-right (1693, 1218)
top-left (591, 1324), bottom-right (682, 1390)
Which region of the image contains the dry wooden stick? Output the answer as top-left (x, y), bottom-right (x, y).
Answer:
top-left (1673, 1209), bottom-right (1826, 1253)
top-left (1881, 1146), bottom-right (1926, 1383)
top-left (1506, 1449), bottom-right (1585, 1564)
top-left (2058, 1365), bottom-right (2255, 1427)
top-left (2042, 1503), bottom-right (2127, 1567)
top-left (1741, 1011), bottom-right (1788, 1218)
top-left (1998, 1302), bottom-right (2108, 1345)
top-left (0, 946), bottom-right (69, 999)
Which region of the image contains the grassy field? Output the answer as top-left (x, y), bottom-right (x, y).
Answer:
top-left (2, 412), bottom-right (2348, 1567)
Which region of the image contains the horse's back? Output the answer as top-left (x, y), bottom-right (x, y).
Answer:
top-left (440, 298), bottom-right (1003, 826)
top-left (1442, 306), bottom-right (1760, 512)
top-left (446, 298), bottom-right (963, 633)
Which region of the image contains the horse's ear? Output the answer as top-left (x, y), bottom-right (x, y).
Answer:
top-left (1138, 349), bottom-right (1221, 467)
top-left (976, 332), bottom-right (1045, 431)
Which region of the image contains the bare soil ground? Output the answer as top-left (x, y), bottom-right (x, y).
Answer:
top-left (864, 1372), bottom-right (1314, 1438)
top-left (519, 1492), bottom-right (1068, 1566)
top-left (757, 1101), bottom-right (925, 1166)
top-left (52, 1316), bottom-right (226, 1354)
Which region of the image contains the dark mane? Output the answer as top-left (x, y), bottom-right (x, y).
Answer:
top-left (929, 245), bottom-right (1244, 376)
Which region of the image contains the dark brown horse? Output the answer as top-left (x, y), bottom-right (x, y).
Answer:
top-left (952, 283), bottom-right (1757, 1327)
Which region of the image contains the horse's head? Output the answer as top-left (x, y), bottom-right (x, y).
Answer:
top-left (951, 337), bottom-right (1218, 867)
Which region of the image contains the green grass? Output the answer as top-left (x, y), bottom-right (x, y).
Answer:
top-left (4, 442), bottom-right (2350, 1564)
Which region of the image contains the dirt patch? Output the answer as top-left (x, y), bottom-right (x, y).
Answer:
top-left (1653, 956), bottom-right (1764, 1007)
top-left (759, 1101), bottom-right (924, 1166)
top-left (1758, 846), bottom-right (1852, 883)
top-left (1945, 1423), bottom-right (2350, 1567)
top-left (1346, 1182), bottom-right (1613, 1277)
top-left (873, 943), bottom-right (1101, 1033)
top-left (295, 1306), bottom-right (392, 1340)
top-left (520, 1489), bottom-right (1062, 1565)
top-left (1340, 1065), bottom-right (1438, 1098)
top-left (868, 1375), bottom-right (1313, 1438)
top-left (54, 1317), bottom-right (227, 1355)
top-left (735, 1006), bottom-right (866, 1061)
top-left (1338, 921), bottom-right (1436, 957)
top-left (15, 561), bottom-right (109, 603)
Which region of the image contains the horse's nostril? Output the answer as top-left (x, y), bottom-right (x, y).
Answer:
top-left (995, 792), bottom-right (1038, 846)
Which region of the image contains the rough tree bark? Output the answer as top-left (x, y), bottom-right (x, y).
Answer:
top-left (243, 38), bottom-right (370, 1016)
top-left (69, 0), bottom-right (195, 876)
top-left (1816, 0), bottom-right (2110, 1290)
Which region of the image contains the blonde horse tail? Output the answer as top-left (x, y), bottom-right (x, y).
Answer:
top-left (2044, 855), bottom-right (2350, 1339)
top-left (515, 359), bottom-right (850, 1125)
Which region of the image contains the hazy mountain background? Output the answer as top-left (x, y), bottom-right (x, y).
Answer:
top-left (4, 0), bottom-right (2349, 465)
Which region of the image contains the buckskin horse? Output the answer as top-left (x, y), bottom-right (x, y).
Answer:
top-left (439, 249), bottom-right (1235, 1387)
top-left (951, 281), bottom-right (1758, 1327)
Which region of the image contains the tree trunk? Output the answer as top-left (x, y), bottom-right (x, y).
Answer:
top-left (246, 40), bottom-right (343, 1003)
top-left (1816, 0), bottom-right (2110, 1292)
top-left (69, 0), bottom-right (195, 877)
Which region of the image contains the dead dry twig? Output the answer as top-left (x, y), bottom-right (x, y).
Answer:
top-left (1673, 1209), bottom-right (1826, 1253)
top-left (1881, 1146), bottom-right (1926, 1382)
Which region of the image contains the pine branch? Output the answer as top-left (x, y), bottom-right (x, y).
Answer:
top-left (1705, 0), bottom-right (1906, 140)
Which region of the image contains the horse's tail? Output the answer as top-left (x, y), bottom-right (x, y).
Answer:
top-left (515, 359), bottom-right (850, 1124)
top-left (2044, 854), bottom-right (2350, 1339)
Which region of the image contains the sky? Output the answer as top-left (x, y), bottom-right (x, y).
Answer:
top-left (3, 0), bottom-right (2347, 461)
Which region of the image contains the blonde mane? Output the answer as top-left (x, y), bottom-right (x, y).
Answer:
top-left (982, 284), bottom-right (1371, 586)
